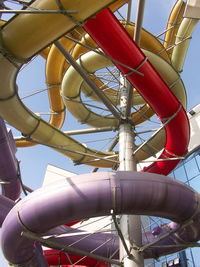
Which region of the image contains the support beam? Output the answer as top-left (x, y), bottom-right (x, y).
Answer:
top-left (21, 229), bottom-right (122, 266)
top-left (0, 9), bottom-right (78, 14)
top-left (119, 77), bottom-right (144, 267)
top-left (125, 0), bottom-right (146, 120)
top-left (65, 126), bottom-right (117, 136)
top-left (126, 0), bottom-right (133, 24)
top-left (134, 0), bottom-right (146, 46)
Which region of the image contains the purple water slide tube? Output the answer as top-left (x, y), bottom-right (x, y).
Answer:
top-left (2, 171), bottom-right (200, 266)
top-left (0, 189), bottom-right (45, 266)
top-left (0, 195), bottom-right (14, 226)
top-left (0, 116), bottom-right (21, 200)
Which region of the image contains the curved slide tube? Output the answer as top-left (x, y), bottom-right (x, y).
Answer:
top-left (2, 171), bottom-right (200, 266)
top-left (0, 0), bottom-right (124, 168)
top-left (0, 116), bottom-right (21, 200)
top-left (163, 0), bottom-right (199, 73)
top-left (0, 51), bottom-right (117, 168)
top-left (0, 0), bottom-right (119, 60)
top-left (15, 0), bottom-right (128, 148)
top-left (0, 195), bottom-right (109, 267)
top-left (171, 17), bottom-right (199, 72)
top-left (84, 8), bottom-right (189, 174)
top-left (163, 0), bottom-right (186, 56)
top-left (0, 195), bottom-right (14, 226)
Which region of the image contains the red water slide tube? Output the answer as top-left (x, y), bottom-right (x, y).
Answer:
top-left (44, 249), bottom-right (110, 267)
top-left (84, 8), bottom-right (189, 175)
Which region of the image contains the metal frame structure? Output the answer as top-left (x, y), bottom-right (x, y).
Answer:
top-left (0, 1), bottom-right (198, 267)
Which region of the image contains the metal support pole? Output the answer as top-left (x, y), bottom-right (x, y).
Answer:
top-left (119, 76), bottom-right (144, 267)
top-left (21, 230), bottom-right (122, 266)
top-left (127, 0), bottom-right (133, 24)
top-left (0, 9), bottom-right (78, 14)
top-left (134, 0), bottom-right (146, 46)
top-left (126, 0), bottom-right (146, 121)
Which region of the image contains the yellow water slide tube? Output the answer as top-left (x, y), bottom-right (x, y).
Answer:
top-left (163, 0), bottom-right (199, 74)
top-left (0, 0), bottom-right (123, 168)
top-left (163, 0), bottom-right (186, 56)
top-left (0, 0), bottom-right (121, 60)
top-left (0, 20), bottom-right (5, 27)
top-left (15, 0), bottom-right (128, 147)
top-left (171, 17), bottom-right (199, 72)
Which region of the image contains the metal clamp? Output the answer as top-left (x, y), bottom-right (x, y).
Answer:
top-left (123, 56), bottom-right (148, 78)
top-left (56, 0), bottom-right (83, 27)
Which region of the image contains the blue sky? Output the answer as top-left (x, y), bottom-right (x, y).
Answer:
top-left (1, 0), bottom-right (200, 266)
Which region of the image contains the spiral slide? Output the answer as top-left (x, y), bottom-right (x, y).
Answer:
top-left (2, 171), bottom-right (200, 266)
top-left (0, 0), bottom-right (199, 266)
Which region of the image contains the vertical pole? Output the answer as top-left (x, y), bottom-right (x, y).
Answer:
top-left (127, 0), bottom-right (132, 24)
top-left (134, 0), bottom-right (146, 46)
top-left (119, 76), bottom-right (144, 267)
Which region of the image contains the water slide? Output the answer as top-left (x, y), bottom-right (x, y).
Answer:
top-left (0, 0), bottom-right (199, 266)
top-left (163, 0), bottom-right (186, 56)
top-left (14, 0), bottom-right (186, 159)
top-left (2, 172), bottom-right (200, 266)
